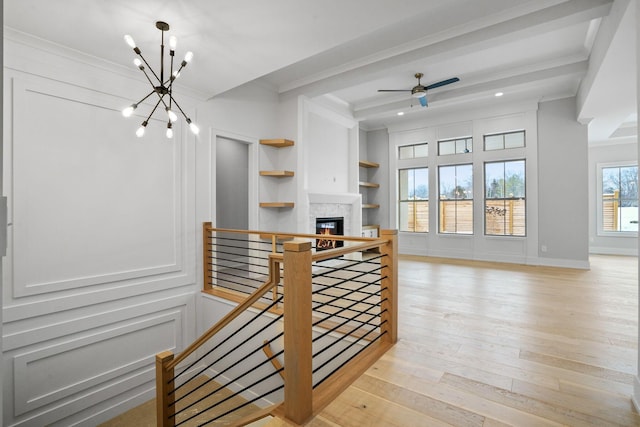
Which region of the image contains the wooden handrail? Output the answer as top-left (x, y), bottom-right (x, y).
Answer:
top-left (205, 225), bottom-right (382, 243)
top-left (167, 255), bottom-right (281, 370)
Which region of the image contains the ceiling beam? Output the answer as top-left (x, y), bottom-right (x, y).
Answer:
top-left (353, 60), bottom-right (589, 120)
top-left (279, 0), bottom-right (612, 100)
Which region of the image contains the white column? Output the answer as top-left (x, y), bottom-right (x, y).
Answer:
top-left (634, 0), bottom-right (640, 412)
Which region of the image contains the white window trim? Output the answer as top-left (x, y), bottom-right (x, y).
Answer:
top-left (596, 161), bottom-right (638, 238)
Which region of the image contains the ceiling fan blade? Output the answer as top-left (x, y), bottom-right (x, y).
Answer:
top-left (419, 96), bottom-right (428, 107)
top-left (425, 77), bottom-right (460, 90)
top-left (378, 89), bottom-right (412, 92)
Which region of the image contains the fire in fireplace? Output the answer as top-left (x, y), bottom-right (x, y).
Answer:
top-left (315, 217), bottom-right (344, 251)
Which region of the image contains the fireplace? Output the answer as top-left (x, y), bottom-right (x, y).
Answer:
top-left (315, 217), bottom-right (344, 251)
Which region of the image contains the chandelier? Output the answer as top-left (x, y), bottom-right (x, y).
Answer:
top-left (121, 21), bottom-right (199, 138)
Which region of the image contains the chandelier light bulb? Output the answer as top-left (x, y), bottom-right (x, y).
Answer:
top-left (172, 70), bottom-right (181, 79)
top-left (124, 34), bottom-right (136, 49)
top-left (166, 107), bottom-right (178, 122)
top-left (169, 35), bottom-right (177, 50)
top-left (136, 121), bottom-right (148, 138)
top-left (166, 123), bottom-right (174, 139)
top-left (133, 58), bottom-right (143, 69)
top-left (187, 118), bottom-right (200, 135)
top-left (122, 104), bottom-right (136, 117)
top-left (184, 51), bottom-right (193, 63)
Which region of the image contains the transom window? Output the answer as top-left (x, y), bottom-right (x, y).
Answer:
top-left (438, 137), bottom-right (472, 156)
top-left (399, 142), bottom-right (428, 159)
top-left (484, 160), bottom-right (526, 236)
top-left (484, 130), bottom-right (525, 151)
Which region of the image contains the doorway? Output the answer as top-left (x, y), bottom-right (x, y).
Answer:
top-left (216, 137), bottom-right (250, 267)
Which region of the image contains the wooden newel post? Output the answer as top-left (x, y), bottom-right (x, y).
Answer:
top-left (203, 222), bottom-right (213, 291)
top-left (283, 240), bottom-right (313, 424)
top-left (156, 351), bottom-right (175, 427)
top-left (380, 229), bottom-right (398, 344)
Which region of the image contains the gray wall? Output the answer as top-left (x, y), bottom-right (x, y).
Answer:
top-left (537, 97), bottom-right (589, 264)
top-left (216, 137), bottom-right (249, 230)
top-left (365, 129), bottom-right (391, 229)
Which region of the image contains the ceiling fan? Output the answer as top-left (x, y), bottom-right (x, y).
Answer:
top-left (378, 73), bottom-right (460, 107)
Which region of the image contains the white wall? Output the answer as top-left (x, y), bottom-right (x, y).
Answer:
top-left (2, 28), bottom-right (288, 424)
top-left (588, 140), bottom-right (638, 255)
top-left (194, 80), bottom-right (280, 232)
top-left (295, 97), bottom-right (359, 234)
top-left (387, 101), bottom-right (540, 265)
top-left (633, 0), bottom-right (640, 412)
top-left (3, 32), bottom-right (200, 425)
top-left (307, 112), bottom-right (350, 193)
top-left (537, 97), bottom-right (590, 268)
top-left (383, 97), bottom-right (589, 268)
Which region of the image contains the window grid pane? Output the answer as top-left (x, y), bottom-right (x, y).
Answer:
top-left (399, 167), bottom-right (429, 232)
top-left (602, 166), bottom-right (639, 232)
top-left (439, 164), bottom-right (473, 234)
top-left (484, 160), bottom-right (526, 236)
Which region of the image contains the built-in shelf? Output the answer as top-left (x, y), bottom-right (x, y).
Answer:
top-left (260, 170), bottom-right (295, 177)
top-left (259, 138), bottom-right (295, 210)
top-left (360, 156), bottom-right (380, 247)
top-left (359, 160), bottom-right (379, 168)
top-left (259, 202), bottom-right (295, 208)
top-left (260, 138), bottom-right (294, 147)
top-left (359, 181), bottom-right (380, 188)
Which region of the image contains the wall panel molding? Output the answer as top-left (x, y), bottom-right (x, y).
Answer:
top-left (12, 308), bottom-right (184, 415)
top-left (7, 75), bottom-right (188, 298)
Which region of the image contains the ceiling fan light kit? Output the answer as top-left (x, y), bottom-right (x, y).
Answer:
top-left (121, 21), bottom-right (199, 138)
top-left (378, 72), bottom-right (459, 108)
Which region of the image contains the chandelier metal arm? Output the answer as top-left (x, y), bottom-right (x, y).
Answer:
top-left (138, 64), bottom-right (162, 93)
top-left (143, 95), bottom-right (165, 126)
top-left (132, 89), bottom-right (157, 107)
top-left (168, 95), bottom-right (192, 122)
top-left (135, 51), bottom-right (161, 85)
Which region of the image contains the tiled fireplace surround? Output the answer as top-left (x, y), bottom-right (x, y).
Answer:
top-left (307, 192), bottom-right (362, 237)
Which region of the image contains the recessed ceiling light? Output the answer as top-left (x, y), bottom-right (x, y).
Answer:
top-left (495, 92), bottom-right (504, 97)
top-left (397, 111), bottom-right (404, 116)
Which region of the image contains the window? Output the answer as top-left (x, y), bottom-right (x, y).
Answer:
top-left (438, 164), bottom-right (473, 234)
top-left (438, 137), bottom-right (472, 155)
top-left (484, 130), bottom-right (525, 151)
top-left (399, 168), bottom-right (428, 232)
top-left (399, 142), bottom-right (428, 159)
top-left (485, 160), bottom-right (526, 236)
top-left (601, 165), bottom-right (638, 233)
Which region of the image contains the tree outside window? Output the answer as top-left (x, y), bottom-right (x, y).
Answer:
top-left (439, 164), bottom-right (473, 234)
top-left (485, 160), bottom-right (525, 236)
top-left (399, 168), bottom-right (428, 232)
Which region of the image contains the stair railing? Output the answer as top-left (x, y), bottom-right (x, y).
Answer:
top-left (155, 223), bottom-right (397, 426)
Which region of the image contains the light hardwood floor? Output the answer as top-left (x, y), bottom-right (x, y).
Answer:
top-left (105, 255), bottom-right (640, 426)
top-left (270, 254), bottom-right (640, 426)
